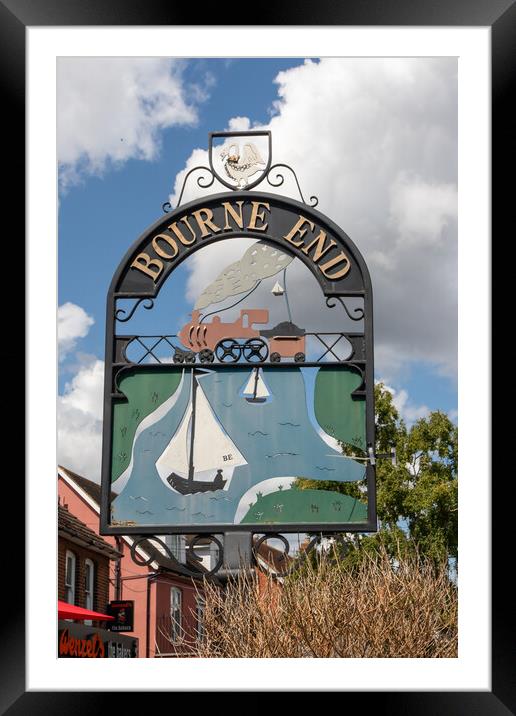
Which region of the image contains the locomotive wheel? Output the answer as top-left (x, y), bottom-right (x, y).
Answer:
top-left (215, 339), bottom-right (241, 363)
top-left (199, 348), bottom-right (215, 364)
top-left (184, 351), bottom-right (196, 363)
top-left (173, 351), bottom-right (185, 364)
top-left (242, 338), bottom-right (269, 363)
top-left (294, 352), bottom-right (305, 363)
top-left (270, 352), bottom-right (281, 363)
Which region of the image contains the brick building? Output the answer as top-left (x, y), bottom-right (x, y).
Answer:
top-left (58, 503), bottom-right (121, 620)
top-left (58, 466), bottom-right (207, 657)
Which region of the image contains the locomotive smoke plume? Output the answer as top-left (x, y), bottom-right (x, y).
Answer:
top-left (194, 241), bottom-right (294, 310)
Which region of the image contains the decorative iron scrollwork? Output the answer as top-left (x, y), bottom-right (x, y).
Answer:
top-left (189, 534), bottom-right (224, 577)
top-left (326, 296), bottom-right (365, 322)
top-left (168, 157), bottom-right (318, 210)
top-left (130, 536), bottom-right (184, 570)
top-left (166, 166), bottom-right (217, 211)
top-left (115, 298), bottom-right (154, 323)
top-left (123, 331), bottom-right (365, 366)
top-left (253, 533), bottom-right (320, 578)
top-left (129, 532), bottom-right (330, 579)
top-left (129, 534), bottom-right (224, 579)
top-left (266, 163), bottom-right (319, 208)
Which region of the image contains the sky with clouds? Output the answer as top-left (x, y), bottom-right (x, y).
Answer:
top-left (58, 57), bottom-right (457, 482)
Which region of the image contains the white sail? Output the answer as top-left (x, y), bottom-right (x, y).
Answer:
top-left (193, 384), bottom-right (247, 473)
top-left (243, 371), bottom-right (257, 396)
top-left (271, 281), bottom-right (284, 296)
top-left (155, 376), bottom-right (247, 482)
top-left (254, 373), bottom-right (270, 399)
top-left (155, 403), bottom-right (191, 478)
top-left (242, 368), bottom-right (270, 399)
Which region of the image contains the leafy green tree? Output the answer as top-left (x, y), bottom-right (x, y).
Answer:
top-left (293, 383), bottom-right (458, 567)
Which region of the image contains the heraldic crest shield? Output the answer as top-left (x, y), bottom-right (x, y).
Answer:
top-left (209, 130), bottom-right (272, 191)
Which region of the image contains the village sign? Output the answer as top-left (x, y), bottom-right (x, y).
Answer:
top-left (100, 131), bottom-right (377, 575)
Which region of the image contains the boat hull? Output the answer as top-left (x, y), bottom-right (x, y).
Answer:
top-left (167, 472), bottom-right (226, 495)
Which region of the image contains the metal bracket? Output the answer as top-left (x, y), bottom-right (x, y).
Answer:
top-left (367, 445), bottom-right (376, 466)
top-left (375, 446), bottom-right (397, 466)
top-left (222, 531), bottom-right (254, 572)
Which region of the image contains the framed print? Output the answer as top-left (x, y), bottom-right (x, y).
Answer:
top-left (10, 0), bottom-right (505, 708)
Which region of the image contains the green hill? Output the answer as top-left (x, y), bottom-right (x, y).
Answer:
top-left (240, 487), bottom-right (367, 525)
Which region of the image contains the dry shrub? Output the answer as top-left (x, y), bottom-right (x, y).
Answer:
top-left (189, 546), bottom-right (457, 658)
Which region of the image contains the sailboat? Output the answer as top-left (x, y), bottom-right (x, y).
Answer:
top-left (241, 367), bottom-right (271, 403)
top-left (156, 369), bottom-right (247, 495)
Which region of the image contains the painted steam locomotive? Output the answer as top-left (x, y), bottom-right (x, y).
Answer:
top-left (173, 309), bottom-right (306, 364)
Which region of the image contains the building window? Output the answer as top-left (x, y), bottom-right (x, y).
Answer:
top-left (196, 598), bottom-right (205, 643)
top-left (170, 587), bottom-right (182, 642)
top-left (64, 550), bottom-right (76, 604)
top-left (84, 559), bottom-right (95, 624)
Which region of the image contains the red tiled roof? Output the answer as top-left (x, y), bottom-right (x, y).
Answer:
top-left (58, 466), bottom-right (117, 502)
top-left (58, 504), bottom-right (121, 559)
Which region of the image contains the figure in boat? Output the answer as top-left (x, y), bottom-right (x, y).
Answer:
top-left (155, 369), bottom-right (247, 495)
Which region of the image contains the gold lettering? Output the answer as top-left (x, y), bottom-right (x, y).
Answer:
top-left (248, 201), bottom-right (270, 232)
top-left (192, 208), bottom-right (221, 238)
top-left (283, 215), bottom-right (315, 247)
top-left (151, 233), bottom-right (179, 260)
top-left (180, 216), bottom-right (198, 242)
top-left (301, 230), bottom-right (336, 262)
top-left (319, 251), bottom-right (351, 280)
top-left (222, 201), bottom-right (245, 230)
top-left (168, 222), bottom-right (196, 246)
top-left (131, 252), bottom-right (163, 281)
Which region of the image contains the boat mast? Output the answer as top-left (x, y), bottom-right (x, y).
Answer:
top-left (252, 367), bottom-right (260, 399)
top-left (283, 267), bottom-right (293, 323)
top-left (187, 369), bottom-right (197, 484)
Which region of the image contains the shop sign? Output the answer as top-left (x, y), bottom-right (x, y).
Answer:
top-left (107, 600), bottom-right (134, 632)
top-left (58, 621), bottom-right (138, 658)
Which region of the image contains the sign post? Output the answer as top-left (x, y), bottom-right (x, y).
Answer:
top-left (100, 131), bottom-right (377, 576)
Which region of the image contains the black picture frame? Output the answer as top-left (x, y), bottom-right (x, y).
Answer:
top-left (7, 0), bottom-right (504, 710)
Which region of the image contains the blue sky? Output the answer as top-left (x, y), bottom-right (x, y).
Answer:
top-left (58, 59), bottom-right (304, 380)
top-left (58, 57), bottom-right (457, 479)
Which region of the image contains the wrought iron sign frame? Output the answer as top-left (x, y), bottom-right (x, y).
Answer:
top-left (99, 131), bottom-right (378, 575)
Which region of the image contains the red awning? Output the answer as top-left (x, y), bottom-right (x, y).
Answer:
top-left (58, 600), bottom-right (114, 621)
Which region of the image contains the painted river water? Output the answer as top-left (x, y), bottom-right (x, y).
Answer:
top-left (111, 367), bottom-right (366, 526)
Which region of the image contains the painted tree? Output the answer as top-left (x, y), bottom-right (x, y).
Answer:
top-left (294, 383), bottom-right (458, 566)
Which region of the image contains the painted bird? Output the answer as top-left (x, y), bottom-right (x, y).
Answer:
top-left (219, 143), bottom-right (265, 188)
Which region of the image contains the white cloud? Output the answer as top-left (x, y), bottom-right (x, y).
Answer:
top-left (58, 358), bottom-right (105, 481)
top-left (389, 173), bottom-right (457, 246)
top-left (448, 408), bottom-right (458, 423)
top-left (58, 58), bottom-right (205, 186)
top-left (226, 116), bottom-right (252, 132)
top-left (58, 302), bottom-right (94, 361)
top-left (391, 389), bottom-right (430, 424)
top-left (379, 380), bottom-right (430, 425)
top-left (60, 358), bottom-right (104, 419)
top-left (169, 58), bottom-right (458, 380)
